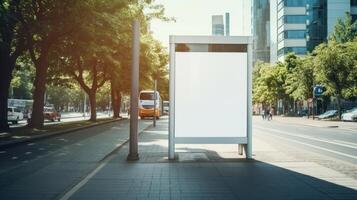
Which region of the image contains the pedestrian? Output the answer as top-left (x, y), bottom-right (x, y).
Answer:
top-left (261, 109), bottom-right (265, 120)
top-left (268, 107), bottom-right (273, 121)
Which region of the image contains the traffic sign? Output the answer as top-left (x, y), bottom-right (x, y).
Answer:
top-left (313, 85), bottom-right (324, 97)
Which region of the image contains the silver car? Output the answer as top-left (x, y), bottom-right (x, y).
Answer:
top-left (342, 108), bottom-right (357, 122)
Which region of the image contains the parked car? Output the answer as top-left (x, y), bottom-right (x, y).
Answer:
top-left (8, 107), bottom-right (24, 124)
top-left (44, 107), bottom-right (61, 122)
top-left (317, 110), bottom-right (337, 120)
top-left (341, 107), bottom-right (357, 122)
top-left (27, 107), bottom-right (61, 123)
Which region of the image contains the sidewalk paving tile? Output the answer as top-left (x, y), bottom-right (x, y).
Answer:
top-left (69, 118), bottom-right (357, 200)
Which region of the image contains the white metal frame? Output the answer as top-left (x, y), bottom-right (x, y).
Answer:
top-left (169, 35), bottom-right (253, 160)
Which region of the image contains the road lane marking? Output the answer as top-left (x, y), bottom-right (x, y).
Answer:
top-left (255, 128), bottom-right (357, 160)
top-left (334, 140), bottom-right (357, 148)
top-left (255, 126), bottom-right (357, 150)
top-left (58, 161), bottom-right (107, 200)
top-left (58, 123), bottom-right (153, 200)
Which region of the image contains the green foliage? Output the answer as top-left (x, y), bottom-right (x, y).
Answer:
top-left (253, 62), bottom-right (288, 105)
top-left (10, 55), bottom-right (35, 99)
top-left (330, 12), bottom-right (357, 43)
top-left (284, 55), bottom-right (314, 101)
top-left (314, 41), bottom-right (357, 99)
top-left (46, 83), bottom-right (83, 111)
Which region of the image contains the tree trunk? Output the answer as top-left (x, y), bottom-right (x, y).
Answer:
top-left (89, 91), bottom-right (97, 121)
top-left (111, 81), bottom-right (120, 118)
top-left (29, 56), bottom-right (49, 128)
top-left (0, 59), bottom-right (14, 132)
top-left (115, 89), bottom-right (122, 117)
top-left (336, 94), bottom-right (342, 120)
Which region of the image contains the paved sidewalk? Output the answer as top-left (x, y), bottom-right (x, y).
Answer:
top-left (66, 118), bottom-right (357, 200)
top-left (265, 116), bottom-right (357, 131)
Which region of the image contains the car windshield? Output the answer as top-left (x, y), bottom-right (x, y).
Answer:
top-left (140, 93), bottom-right (157, 100)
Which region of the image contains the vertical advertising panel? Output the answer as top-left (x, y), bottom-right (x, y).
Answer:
top-left (175, 52), bottom-right (248, 138)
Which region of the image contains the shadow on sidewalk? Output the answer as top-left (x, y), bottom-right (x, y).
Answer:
top-left (70, 124), bottom-right (357, 200)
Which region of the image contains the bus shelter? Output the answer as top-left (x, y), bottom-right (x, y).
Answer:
top-left (169, 35), bottom-right (253, 159)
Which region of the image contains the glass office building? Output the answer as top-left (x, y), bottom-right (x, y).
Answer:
top-left (252, 0), bottom-right (271, 64)
top-left (271, 0), bottom-right (357, 62)
top-left (212, 15), bottom-right (225, 36)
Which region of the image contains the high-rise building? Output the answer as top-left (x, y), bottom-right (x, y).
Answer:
top-left (225, 13), bottom-right (230, 36)
top-left (252, 0), bottom-right (271, 65)
top-left (212, 15), bottom-right (225, 36)
top-left (270, 0), bottom-right (357, 62)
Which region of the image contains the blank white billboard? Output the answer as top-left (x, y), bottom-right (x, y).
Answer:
top-left (175, 52), bottom-right (248, 138)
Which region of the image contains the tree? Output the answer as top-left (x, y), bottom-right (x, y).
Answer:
top-left (330, 12), bottom-right (357, 43)
top-left (0, 0), bottom-right (26, 131)
top-left (285, 55), bottom-right (314, 101)
top-left (253, 61), bottom-right (289, 114)
top-left (10, 55), bottom-right (34, 99)
top-left (16, 0), bottom-right (84, 128)
top-left (314, 41), bottom-right (357, 119)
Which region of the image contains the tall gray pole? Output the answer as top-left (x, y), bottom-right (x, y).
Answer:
top-left (127, 20), bottom-right (140, 161)
top-left (153, 80), bottom-right (157, 127)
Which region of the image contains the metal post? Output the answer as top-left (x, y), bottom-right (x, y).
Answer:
top-left (312, 96), bottom-right (315, 120)
top-left (246, 41), bottom-right (253, 159)
top-left (168, 37), bottom-right (175, 160)
top-left (153, 80), bottom-right (157, 127)
top-left (238, 144), bottom-right (243, 155)
top-left (127, 20), bottom-right (140, 161)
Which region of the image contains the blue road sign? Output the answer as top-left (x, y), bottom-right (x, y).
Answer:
top-left (313, 85), bottom-right (324, 97)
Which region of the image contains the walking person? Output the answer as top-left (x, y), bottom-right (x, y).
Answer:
top-left (268, 107), bottom-right (274, 121)
top-left (261, 108), bottom-right (266, 120)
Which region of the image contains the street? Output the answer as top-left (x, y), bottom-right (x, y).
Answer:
top-left (254, 117), bottom-right (357, 164)
top-left (0, 119), bottom-right (152, 199)
top-left (0, 116), bottom-right (356, 199)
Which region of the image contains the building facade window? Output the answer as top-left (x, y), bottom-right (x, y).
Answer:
top-left (284, 0), bottom-right (306, 7)
top-left (285, 15), bottom-right (306, 23)
top-left (351, 0), bottom-right (357, 6)
top-left (352, 15), bottom-right (357, 23)
top-left (278, 47), bottom-right (307, 56)
top-left (284, 30), bottom-right (306, 39)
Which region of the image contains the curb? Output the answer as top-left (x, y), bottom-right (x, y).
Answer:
top-left (0, 118), bottom-right (122, 149)
top-left (265, 116), bottom-right (357, 131)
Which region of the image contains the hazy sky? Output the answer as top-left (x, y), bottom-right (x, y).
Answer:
top-left (150, 0), bottom-right (252, 47)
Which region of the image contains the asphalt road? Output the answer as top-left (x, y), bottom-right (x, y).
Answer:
top-left (254, 117), bottom-right (357, 165)
top-left (1, 116), bottom-right (356, 199)
top-left (0, 118), bottom-right (152, 199)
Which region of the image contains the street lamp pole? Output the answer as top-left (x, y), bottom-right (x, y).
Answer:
top-left (127, 20), bottom-right (140, 161)
top-left (153, 80), bottom-right (157, 127)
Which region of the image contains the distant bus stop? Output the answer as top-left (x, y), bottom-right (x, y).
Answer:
top-left (169, 35), bottom-right (253, 159)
